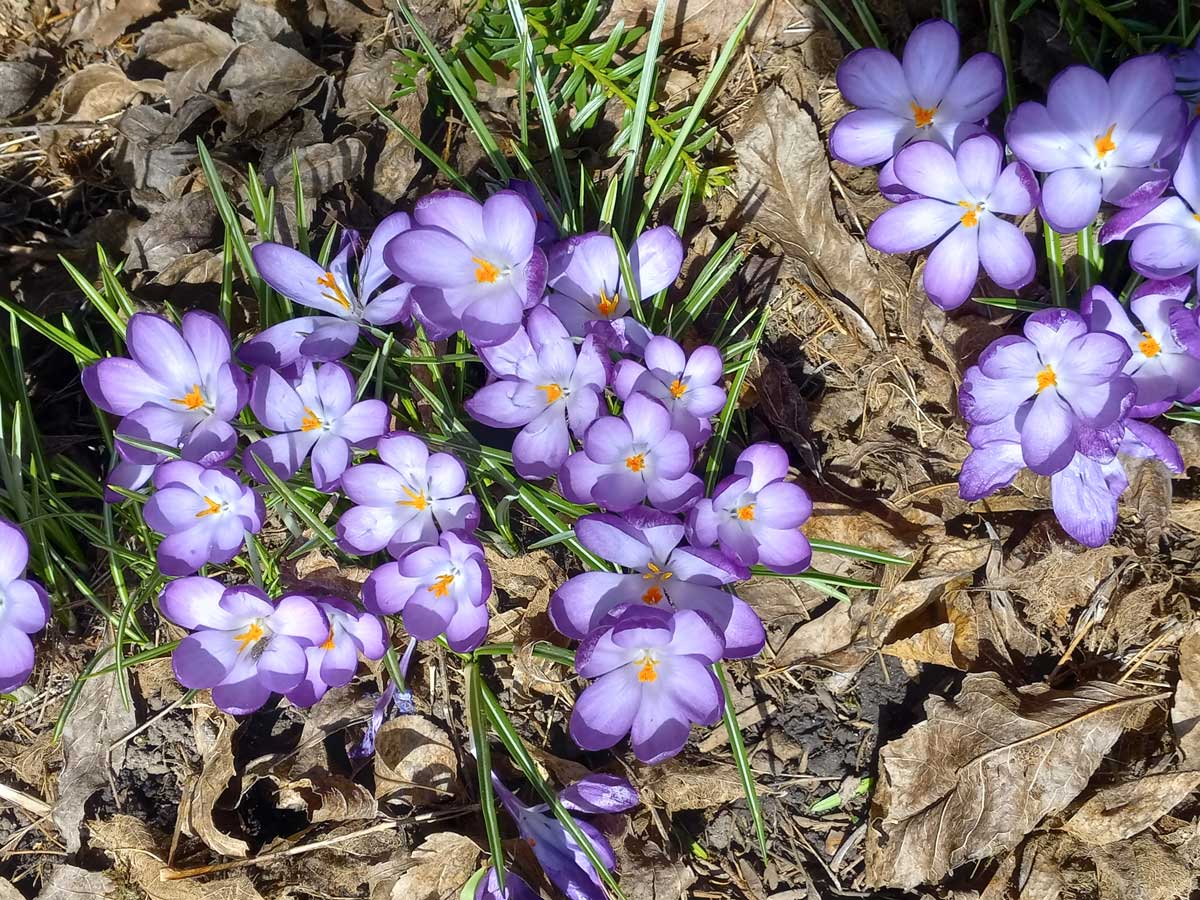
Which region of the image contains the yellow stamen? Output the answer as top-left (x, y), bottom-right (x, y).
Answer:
top-left (234, 622), bottom-right (264, 652)
top-left (910, 101), bottom-right (936, 128)
top-left (171, 383), bottom-right (206, 410)
top-left (642, 562), bottom-right (673, 580)
top-left (625, 453), bottom-right (646, 473)
top-left (472, 257), bottom-right (500, 284)
top-left (1036, 364), bottom-right (1057, 393)
top-left (316, 272), bottom-right (352, 310)
top-left (301, 407), bottom-right (322, 431)
top-left (1139, 331), bottom-right (1162, 358)
top-left (738, 504), bottom-right (755, 521)
top-left (1193, 213), bottom-right (1200, 223)
top-left (597, 289), bottom-right (619, 317)
top-left (195, 496), bottom-right (222, 518)
top-left (538, 383), bottom-right (564, 403)
top-left (668, 379), bottom-right (687, 399)
top-left (321, 628), bottom-right (336, 651)
top-left (428, 573), bottom-right (455, 597)
top-left (958, 200), bottom-right (981, 228)
top-left (637, 656), bottom-right (658, 682)
top-left (1094, 123), bottom-right (1117, 159)
top-left (397, 485), bottom-right (428, 510)
top-left (642, 585), bottom-right (664, 605)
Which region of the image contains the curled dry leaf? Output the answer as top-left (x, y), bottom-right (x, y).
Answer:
top-left (136, 17), bottom-right (236, 109)
top-left (0, 61), bottom-right (42, 118)
top-left (1171, 624), bottom-right (1200, 764)
top-left (277, 771), bottom-right (377, 824)
top-left (34, 864), bottom-right (115, 898)
top-left (866, 672), bottom-right (1163, 890)
top-left (373, 715), bottom-right (458, 805)
top-left (640, 761), bottom-right (747, 815)
top-left (185, 717), bottom-right (251, 858)
top-left (1064, 771), bottom-right (1200, 845)
top-left (385, 832), bottom-right (481, 900)
top-left (59, 63), bottom-right (162, 122)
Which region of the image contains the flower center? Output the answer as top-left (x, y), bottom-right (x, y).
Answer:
top-left (397, 485), bottom-right (428, 510)
top-left (538, 383), bottom-right (564, 403)
top-left (597, 289), bottom-right (619, 317)
top-left (636, 654), bottom-right (659, 683)
top-left (172, 383), bottom-right (206, 410)
top-left (668, 378), bottom-right (687, 399)
top-left (642, 585), bottom-right (665, 604)
top-left (625, 453), bottom-right (646, 472)
top-left (1139, 331), bottom-right (1162, 358)
top-left (301, 407), bottom-right (322, 431)
top-left (472, 257), bottom-right (500, 284)
top-left (1035, 364), bottom-right (1057, 393)
top-left (234, 621), bottom-right (264, 652)
top-left (738, 503), bottom-right (755, 521)
top-left (321, 628), bottom-right (336, 651)
top-left (427, 572), bottom-right (455, 598)
top-left (643, 561), bottom-right (672, 580)
top-left (316, 271), bottom-right (352, 310)
top-left (1094, 123), bottom-right (1117, 159)
top-left (957, 200), bottom-right (981, 228)
top-left (910, 101), bottom-right (936, 128)
top-left (195, 495), bottom-right (223, 518)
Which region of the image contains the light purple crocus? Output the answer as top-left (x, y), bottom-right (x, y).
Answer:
top-left (476, 870), bottom-right (539, 900)
top-left (959, 309), bottom-right (1136, 475)
top-left (159, 577), bottom-right (327, 715)
top-left (867, 134), bottom-right (1038, 310)
top-left (829, 19), bottom-right (1004, 198)
top-left (0, 520), bottom-right (50, 693)
top-left (559, 393), bottom-right (702, 513)
top-left (465, 306), bottom-right (607, 479)
top-left (336, 432), bottom-right (479, 558)
top-left (1006, 55), bottom-right (1187, 233)
top-left (286, 597), bottom-right (387, 707)
top-left (383, 190), bottom-right (547, 348)
top-left (143, 461), bottom-right (264, 576)
top-left (571, 606), bottom-right (724, 764)
top-left (549, 508), bottom-right (764, 659)
top-left (545, 226), bottom-right (682, 350)
top-left (362, 531), bottom-right (491, 652)
top-left (245, 361), bottom-right (389, 491)
top-left (1081, 280), bottom-right (1200, 416)
top-left (82, 311), bottom-right (248, 496)
top-left (242, 213), bottom-right (415, 368)
top-left (613, 336), bottom-right (726, 446)
top-left (687, 442), bottom-right (812, 574)
top-left (1168, 43), bottom-right (1200, 108)
top-left (508, 179), bottom-right (558, 246)
top-left (492, 773), bottom-right (637, 900)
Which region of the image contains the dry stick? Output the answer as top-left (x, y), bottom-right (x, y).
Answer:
top-left (110, 689), bottom-right (196, 752)
top-left (0, 782), bottom-right (52, 818)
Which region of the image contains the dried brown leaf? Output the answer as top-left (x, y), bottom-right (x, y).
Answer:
top-left (137, 17), bottom-right (237, 110)
top-left (1064, 771), bottom-right (1200, 845)
top-left (0, 61), bottom-right (41, 118)
top-left (277, 771), bottom-right (377, 824)
top-left (996, 545), bottom-right (1127, 631)
top-left (0, 878), bottom-right (21, 900)
top-left (387, 832), bottom-right (480, 900)
top-left (35, 864), bottom-right (115, 898)
top-left (59, 63), bottom-right (161, 122)
top-left (185, 717), bottom-right (250, 858)
top-left (599, 0), bottom-right (787, 54)
top-left (1171, 624), bottom-right (1200, 764)
top-left (67, 0), bottom-right (160, 45)
top-left (641, 761), bottom-right (746, 814)
top-left (373, 715), bottom-right (458, 805)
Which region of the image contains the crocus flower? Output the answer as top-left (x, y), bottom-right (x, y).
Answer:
top-left (476, 869), bottom-right (539, 900)
top-left (0, 520), bottom-right (50, 693)
top-left (493, 773), bottom-right (637, 900)
top-left (867, 134), bottom-right (1038, 310)
top-left (549, 508), bottom-right (764, 659)
top-left (351, 638), bottom-right (416, 760)
top-left (545, 226), bottom-right (682, 348)
top-left (465, 306), bottom-right (606, 479)
top-left (1006, 55), bottom-right (1187, 233)
top-left (559, 393), bottom-right (702, 513)
top-left (242, 213), bottom-right (415, 367)
top-left (829, 19), bottom-right (1004, 197)
top-left (245, 361), bottom-right (389, 491)
top-left (571, 606), bottom-right (724, 763)
top-left (959, 309), bottom-right (1135, 475)
top-left (159, 578), bottom-right (327, 715)
top-left (286, 597), bottom-right (387, 707)
top-left (1080, 280), bottom-right (1200, 416)
top-left (383, 190), bottom-right (547, 347)
top-left (362, 531), bottom-right (491, 652)
top-left (687, 442), bottom-right (812, 574)
top-left (508, 178), bottom-right (558, 246)
top-left (82, 311), bottom-right (247, 496)
top-left (613, 336), bottom-right (726, 446)
top-left (143, 461), bottom-right (264, 576)
top-left (336, 432), bottom-right (479, 558)
top-left (1168, 43), bottom-right (1200, 107)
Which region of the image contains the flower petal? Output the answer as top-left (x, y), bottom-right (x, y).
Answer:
top-left (836, 47), bottom-right (909, 114)
top-left (570, 668), bottom-right (639, 751)
top-left (630, 226), bottom-right (684, 297)
top-left (829, 109), bottom-right (912, 167)
top-left (922, 224), bottom-right (979, 309)
top-left (867, 198), bottom-right (961, 254)
top-left (938, 51), bottom-right (1004, 122)
top-left (978, 216), bottom-right (1036, 290)
top-left (1020, 389), bottom-right (1077, 475)
top-left (1005, 101), bottom-right (1087, 172)
top-left (901, 19), bottom-right (960, 109)
top-left (1041, 167), bottom-right (1102, 233)
top-left (893, 140), bottom-right (967, 202)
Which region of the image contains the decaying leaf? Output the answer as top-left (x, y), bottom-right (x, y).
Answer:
top-left (386, 832), bottom-right (481, 900)
top-left (34, 864), bottom-right (115, 898)
top-left (136, 17), bottom-right (237, 110)
top-left (1064, 771), bottom-right (1200, 845)
top-left (1172, 624), bottom-right (1200, 765)
top-left (640, 761), bottom-right (746, 815)
top-left (0, 61), bottom-right (42, 118)
top-left (867, 673), bottom-right (1162, 889)
top-left (59, 63), bottom-right (161, 122)
top-left (184, 717), bottom-right (251, 858)
top-left (0, 878), bottom-right (22, 900)
top-left (600, 0), bottom-right (789, 54)
top-left (67, 0), bottom-right (161, 46)
top-left (995, 545), bottom-right (1127, 631)
top-left (277, 771), bottom-right (377, 824)
top-left (373, 715), bottom-right (458, 805)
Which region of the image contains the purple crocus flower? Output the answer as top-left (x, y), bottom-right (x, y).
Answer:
top-left (1168, 42), bottom-right (1200, 108)
top-left (362, 531), bottom-right (491, 652)
top-left (687, 442), bottom-right (812, 574)
top-left (476, 870), bottom-right (539, 900)
top-left (286, 597), bottom-right (387, 707)
top-left (508, 179), bottom-right (558, 246)
top-left (465, 306), bottom-right (607, 479)
top-left (242, 213), bottom-right (415, 368)
top-left (0, 520), bottom-right (50, 693)
top-left (959, 309), bottom-right (1136, 475)
top-left (1081, 280), bottom-right (1200, 416)
top-left (82, 311), bottom-right (248, 497)
top-left (829, 19), bottom-right (1004, 198)
top-left (613, 337), bottom-right (726, 446)
top-left (143, 461), bottom-right (264, 576)
top-left (545, 226), bottom-right (682, 349)
top-left (1006, 55), bottom-right (1187, 233)
top-left (245, 361), bottom-right (389, 491)
top-left (492, 773), bottom-right (637, 900)
top-left (383, 190), bottom-right (547, 348)
top-left (159, 578), bottom-right (328, 715)
top-left (559, 393), bottom-right (702, 513)
top-left (571, 606), bottom-right (724, 764)
top-left (867, 134), bottom-right (1038, 310)
top-left (336, 432), bottom-right (479, 558)
top-left (549, 508), bottom-right (764, 659)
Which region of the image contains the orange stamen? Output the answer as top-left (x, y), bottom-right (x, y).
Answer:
top-left (1139, 332), bottom-right (1161, 358)
top-left (597, 289), bottom-right (619, 317)
top-left (397, 486), bottom-right (428, 510)
top-left (668, 379), bottom-right (687, 399)
top-left (321, 628), bottom-right (336, 651)
top-left (1094, 123), bottom-right (1117, 159)
top-left (625, 453), bottom-right (646, 473)
top-left (234, 622), bottom-right (264, 652)
top-left (171, 384), bottom-right (206, 410)
top-left (642, 585), bottom-right (664, 604)
top-left (195, 496), bottom-right (222, 518)
top-left (1036, 365), bottom-right (1057, 393)
top-left (472, 257), bottom-right (500, 284)
top-left (316, 272), bottom-right (352, 310)
top-left (910, 101), bottom-right (936, 128)
top-left (738, 504), bottom-right (755, 521)
top-left (301, 407), bottom-right (322, 431)
top-left (538, 383), bottom-right (564, 403)
top-left (428, 573), bottom-right (455, 597)
top-left (637, 656), bottom-right (658, 682)
top-left (958, 200), bottom-right (980, 228)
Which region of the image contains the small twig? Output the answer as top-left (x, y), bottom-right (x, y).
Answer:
top-left (0, 782), bottom-right (52, 818)
top-left (110, 689), bottom-right (196, 752)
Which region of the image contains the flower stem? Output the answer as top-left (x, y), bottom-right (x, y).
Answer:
top-left (468, 662), bottom-right (506, 893)
top-left (1076, 224), bottom-right (1101, 291)
top-left (1043, 223), bottom-right (1067, 307)
top-left (989, 0), bottom-right (1017, 113)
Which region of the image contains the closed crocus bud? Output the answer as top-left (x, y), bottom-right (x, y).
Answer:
top-left (0, 519), bottom-right (50, 693)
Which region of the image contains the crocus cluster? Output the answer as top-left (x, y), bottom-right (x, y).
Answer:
top-left (0, 519), bottom-right (50, 694)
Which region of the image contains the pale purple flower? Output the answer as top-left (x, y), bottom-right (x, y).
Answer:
top-left (143, 461), bottom-right (264, 576)
top-left (383, 190), bottom-right (548, 347)
top-left (286, 597), bottom-right (387, 707)
top-left (242, 213), bottom-right (415, 368)
top-left (1168, 43), bottom-right (1200, 106)
top-left (0, 520), bottom-right (50, 693)
top-left (687, 442), bottom-right (813, 574)
top-left (1006, 55), bottom-right (1187, 233)
top-left (867, 134), bottom-right (1038, 310)
top-left (465, 306), bottom-right (607, 479)
top-left (351, 639), bottom-right (416, 760)
top-left (559, 393), bottom-right (702, 513)
top-left (613, 336), bottom-right (726, 446)
top-left (476, 870), bottom-right (539, 900)
top-left (159, 578), bottom-right (327, 715)
top-left (508, 179), bottom-right (558, 246)
top-left (362, 531), bottom-right (490, 652)
top-left (82, 311), bottom-right (248, 497)
top-left (549, 508), bottom-right (762, 658)
top-left (336, 432), bottom-right (479, 558)
top-left (1080, 280), bottom-right (1200, 416)
top-left (245, 361), bottom-right (389, 491)
top-left (959, 309), bottom-right (1135, 475)
top-left (571, 606), bottom-right (724, 764)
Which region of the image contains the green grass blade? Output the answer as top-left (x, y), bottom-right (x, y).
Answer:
top-left (370, 101), bottom-right (477, 196)
top-left (468, 662), bottom-right (506, 892)
top-left (807, 538), bottom-right (910, 565)
top-left (251, 452), bottom-right (338, 550)
top-left (705, 305), bottom-right (768, 490)
top-left (714, 662), bottom-right (768, 861)
top-left (615, 0), bottom-right (668, 237)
